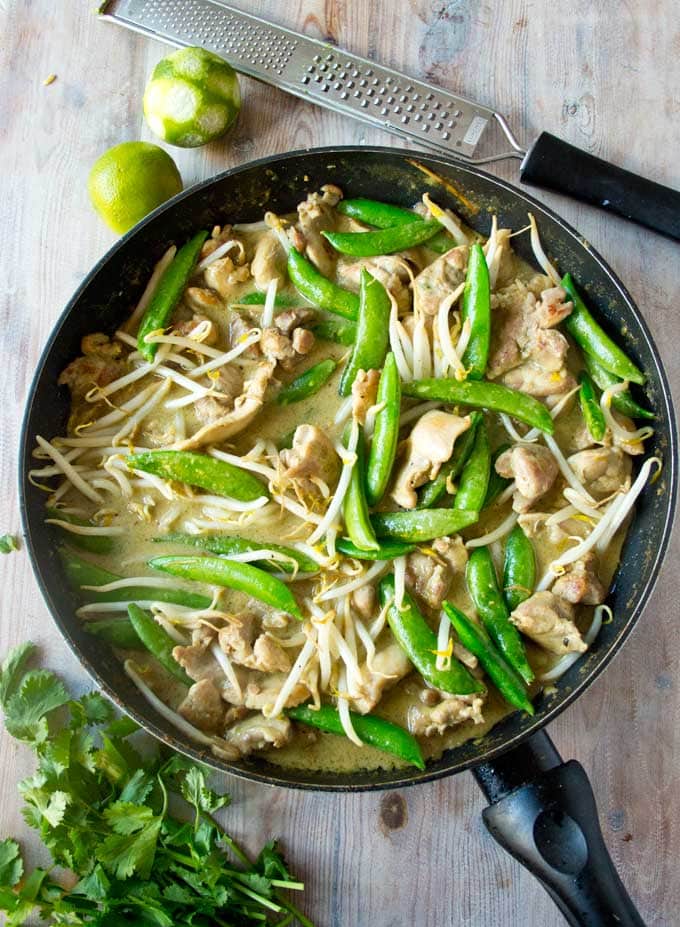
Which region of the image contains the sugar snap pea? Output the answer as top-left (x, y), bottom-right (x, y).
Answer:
top-left (85, 618), bottom-right (142, 649)
top-left (578, 370), bottom-right (606, 442)
top-left (402, 378), bottom-right (554, 434)
top-left (371, 508), bottom-right (479, 543)
top-left (322, 219), bottom-right (441, 257)
top-left (379, 576), bottom-right (483, 696)
top-left (583, 352), bottom-right (653, 420)
top-left (277, 358), bottom-right (336, 405)
top-left (287, 703), bottom-right (425, 770)
top-left (342, 425), bottom-right (379, 552)
top-left (365, 352), bottom-right (401, 506)
top-left (417, 412), bottom-right (482, 509)
top-left (58, 548), bottom-right (212, 609)
top-left (335, 537), bottom-right (416, 561)
top-left (287, 247), bottom-right (359, 320)
top-left (233, 291), bottom-right (298, 307)
top-left (502, 524), bottom-right (535, 613)
top-left (442, 602), bottom-right (534, 715)
top-left (149, 555), bottom-right (303, 620)
top-left (338, 269), bottom-right (391, 396)
top-left (152, 533), bottom-right (318, 574)
top-left (137, 230), bottom-right (208, 361)
top-left (466, 547), bottom-right (534, 684)
top-left (561, 273), bottom-right (645, 385)
top-left (460, 243), bottom-right (491, 379)
top-left (336, 198), bottom-right (453, 253)
top-left (454, 420), bottom-right (491, 512)
top-left (46, 507), bottom-right (114, 554)
top-left (127, 604), bottom-right (192, 685)
top-left (126, 450), bottom-right (267, 502)
top-left (311, 317), bottom-right (357, 346)
top-left (483, 443), bottom-right (512, 508)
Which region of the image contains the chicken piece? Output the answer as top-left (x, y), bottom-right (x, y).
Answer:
top-left (351, 642), bottom-right (412, 714)
top-left (218, 615), bottom-right (292, 673)
top-left (432, 536), bottom-right (468, 573)
top-left (518, 512), bottom-right (588, 547)
top-left (178, 679), bottom-right (225, 734)
top-left (610, 410), bottom-right (647, 456)
top-left (412, 246), bottom-right (469, 316)
top-left (391, 411), bottom-right (471, 509)
top-left (408, 693), bottom-right (485, 737)
top-left (336, 255), bottom-right (413, 313)
top-left (351, 369), bottom-right (380, 426)
top-left (199, 224), bottom-right (233, 260)
top-left (352, 584), bottom-right (376, 621)
top-left (280, 424), bottom-right (341, 495)
top-left (453, 642), bottom-right (479, 670)
top-left (295, 184), bottom-right (343, 277)
top-left (501, 329), bottom-right (575, 397)
top-left (534, 286), bottom-right (574, 328)
top-left (194, 366), bottom-right (244, 424)
top-left (251, 231), bottom-right (288, 290)
top-left (171, 313), bottom-right (219, 345)
top-left (204, 255), bottom-right (250, 299)
top-left (58, 333), bottom-right (126, 401)
top-left (173, 638), bottom-right (224, 689)
top-left (552, 553), bottom-right (606, 605)
top-left (495, 444), bottom-right (559, 513)
top-left (174, 360), bottom-right (275, 450)
top-left (252, 635), bottom-right (292, 674)
top-left (292, 327), bottom-right (315, 355)
top-left (226, 714), bottom-right (292, 754)
top-left (243, 673), bottom-right (309, 712)
top-left (567, 447), bottom-right (632, 498)
top-left (229, 311), bottom-right (262, 358)
top-left (184, 287), bottom-right (223, 313)
top-left (405, 536), bottom-right (469, 610)
top-left (274, 308), bottom-right (316, 335)
top-left (260, 326), bottom-right (315, 370)
top-left (511, 591), bottom-right (587, 654)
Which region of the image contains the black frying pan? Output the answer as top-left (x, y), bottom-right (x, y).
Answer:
top-left (20, 147), bottom-right (677, 926)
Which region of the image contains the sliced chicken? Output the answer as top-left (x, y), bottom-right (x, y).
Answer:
top-left (405, 536), bottom-right (468, 609)
top-left (280, 424), bottom-right (341, 495)
top-left (274, 308), bottom-right (317, 335)
top-left (552, 552), bottom-right (606, 605)
top-left (171, 314), bottom-right (219, 345)
top-left (194, 366), bottom-right (244, 424)
top-left (351, 642), bottom-right (411, 714)
top-left (58, 333), bottom-right (126, 402)
top-left (178, 679), bottom-right (226, 734)
top-left (204, 255), bottom-right (250, 299)
top-left (184, 286), bottom-right (223, 313)
top-left (408, 693), bottom-right (485, 737)
top-left (242, 672), bottom-right (310, 712)
top-left (412, 246), bottom-right (469, 316)
top-left (391, 411), bottom-right (471, 509)
top-left (432, 536), bottom-right (469, 572)
top-left (251, 231), bottom-right (288, 290)
top-left (518, 512), bottom-right (589, 547)
top-left (260, 326), bottom-right (315, 371)
top-left (567, 446), bottom-right (632, 498)
top-left (294, 184), bottom-right (343, 277)
top-left (352, 584), bottom-right (376, 621)
top-left (351, 369), bottom-right (380, 426)
top-left (337, 255), bottom-right (413, 313)
top-left (218, 614), bottom-right (292, 673)
top-left (511, 591), bottom-right (587, 654)
top-left (226, 714), bottom-right (292, 754)
top-left (495, 444), bottom-right (559, 513)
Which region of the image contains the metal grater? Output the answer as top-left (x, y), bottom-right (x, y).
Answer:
top-left (99, 0), bottom-right (525, 165)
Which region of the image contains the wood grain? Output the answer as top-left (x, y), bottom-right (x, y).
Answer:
top-left (1, 1), bottom-right (678, 924)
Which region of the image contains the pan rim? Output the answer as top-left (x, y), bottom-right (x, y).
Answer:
top-left (18, 144), bottom-right (678, 792)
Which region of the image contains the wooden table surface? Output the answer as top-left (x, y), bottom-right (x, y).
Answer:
top-left (1, 2), bottom-right (678, 924)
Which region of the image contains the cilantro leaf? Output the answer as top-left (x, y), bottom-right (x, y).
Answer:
top-left (0, 643), bottom-right (36, 707)
top-left (4, 670), bottom-right (69, 744)
top-left (72, 864), bottom-right (110, 901)
top-left (97, 813), bottom-right (162, 880)
top-left (0, 840), bottom-right (23, 887)
top-left (256, 839), bottom-right (292, 882)
top-left (0, 534), bottom-right (18, 554)
top-left (19, 783), bottom-right (70, 829)
top-left (119, 768), bottom-right (154, 805)
top-left (104, 801), bottom-right (157, 835)
top-left (180, 766), bottom-right (231, 816)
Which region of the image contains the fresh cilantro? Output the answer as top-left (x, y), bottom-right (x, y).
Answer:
top-left (0, 643), bottom-right (313, 926)
top-left (0, 534), bottom-right (18, 554)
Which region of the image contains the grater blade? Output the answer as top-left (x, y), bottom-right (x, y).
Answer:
top-left (99, 0), bottom-right (525, 164)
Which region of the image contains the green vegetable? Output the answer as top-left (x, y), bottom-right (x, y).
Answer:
top-left (402, 378), bottom-right (554, 433)
top-left (460, 243), bottom-right (491, 379)
top-left (277, 358), bottom-right (336, 405)
top-left (322, 219), bottom-right (442, 257)
top-left (483, 443), bottom-right (512, 508)
top-left (127, 604), bottom-right (192, 684)
top-left (453, 420), bottom-right (491, 512)
top-left (443, 603), bottom-right (534, 714)
top-left (0, 534), bottom-right (18, 554)
top-left (342, 425), bottom-right (379, 551)
top-left (287, 703), bottom-right (425, 770)
top-left (466, 547), bottom-right (534, 684)
top-left (379, 576), bottom-right (483, 695)
top-left (153, 532), bottom-right (318, 574)
top-left (365, 352), bottom-right (401, 506)
top-left (126, 450), bottom-right (268, 501)
top-left (287, 247), bottom-right (359, 320)
top-left (137, 230), bottom-right (208, 361)
top-left (85, 618), bottom-right (142, 648)
top-left (335, 198), bottom-right (454, 253)
top-left (417, 412), bottom-right (481, 508)
top-left (59, 548), bottom-right (212, 609)
top-left (311, 317), bottom-right (357, 346)
top-left (561, 273), bottom-right (645, 385)
top-left (0, 642), bottom-right (312, 926)
top-left (338, 269), bottom-right (391, 396)
top-left (583, 352), bottom-right (654, 420)
top-left (150, 555), bottom-right (304, 620)
top-left (45, 507), bottom-right (114, 554)
top-left (335, 537), bottom-right (416, 560)
top-left (233, 290), bottom-right (299, 307)
top-left (578, 370), bottom-right (607, 442)
top-left (371, 508), bottom-right (479, 543)
top-left (502, 524), bottom-right (536, 612)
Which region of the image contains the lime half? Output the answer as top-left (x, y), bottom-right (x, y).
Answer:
top-left (143, 46), bottom-right (241, 148)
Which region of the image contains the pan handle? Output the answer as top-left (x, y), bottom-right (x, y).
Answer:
top-left (519, 131), bottom-right (680, 242)
top-left (471, 729), bottom-right (646, 927)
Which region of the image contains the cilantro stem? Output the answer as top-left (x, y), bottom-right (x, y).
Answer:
top-left (275, 914), bottom-right (295, 927)
top-left (271, 879), bottom-right (305, 891)
top-left (231, 883), bottom-right (283, 912)
top-left (277, 896), bottom-right (316, 927)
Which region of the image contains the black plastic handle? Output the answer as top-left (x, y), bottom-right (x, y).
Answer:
top-left (472, 730), bottom-right (645, 926)
top-left (520, 131), bottom-right (680, 242)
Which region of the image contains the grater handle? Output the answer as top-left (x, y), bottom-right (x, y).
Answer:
top-left (520, 132), bottom-right (680, 242)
